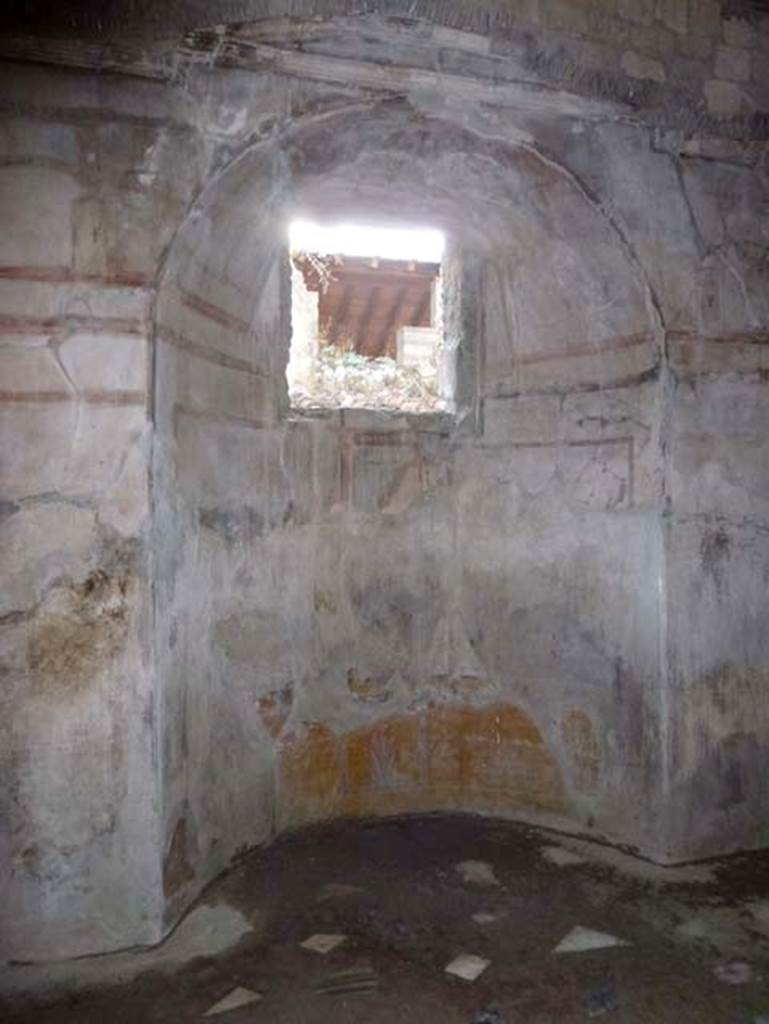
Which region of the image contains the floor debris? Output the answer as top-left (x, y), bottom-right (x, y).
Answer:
top-left (7, 815), bottom-right (769, 1023)
top-left (554, 926), bottom-right (630, 954)
top-left (714, 961), bottom-right (753, 985)
top-left (474, 1010), bottom-right (502, 1023)
top-left (455, 860), bottom-right (499, 886)
top-left (542, 845), bottom-right (587, 867)
top-left (300, 933), bottom-right (347, 954)
top-left (315, 883), bottom-right (365, 902)
top-left (204, 987), bottom-right (262, 1016)
top-left (445, 953), bottom-right (491, 981)
top-left (472, 911), bottom-right (498, 925)
top-left (314, 966), bottom-right (380, 996)
top-left (587, 984), bottom-right (619, 1016)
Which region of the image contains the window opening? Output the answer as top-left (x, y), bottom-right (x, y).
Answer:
top-left (286, 220), bottom-right (449, 413)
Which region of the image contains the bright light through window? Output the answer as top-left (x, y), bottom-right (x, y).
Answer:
top-left (289, 220), bottom-right (445, 262)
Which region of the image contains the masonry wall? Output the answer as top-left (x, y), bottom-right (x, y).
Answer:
top-left (0, 68), bottom-right (171, 960)
top-left (1, 0), bottom-right (768, 964)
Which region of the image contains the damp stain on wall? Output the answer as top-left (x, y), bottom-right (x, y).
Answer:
top-left (26, 568), bottom-right (133, 698)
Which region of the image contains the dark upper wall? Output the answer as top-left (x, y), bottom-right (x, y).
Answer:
top-left (1, 0), bottom-right (768, 136)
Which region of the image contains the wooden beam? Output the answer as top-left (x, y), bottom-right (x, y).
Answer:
top-left (352, 285), bottom-right (381, 355)
top-left (375, 285), bottom-right (408, 357)
top-left (412, 288), bottom-right (431, 327)
top-left (326, 283), bottom-right (354, 346)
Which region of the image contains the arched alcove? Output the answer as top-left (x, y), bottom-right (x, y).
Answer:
top-left (152, 100), bottom-right (661, 929)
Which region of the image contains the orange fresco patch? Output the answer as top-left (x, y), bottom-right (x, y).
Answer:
top-left (277, 702), bottom-right (567, 829)
top-left (279, 722), bottom-right (341, 823)
top-left (257, 685), bottom-right (293, 739)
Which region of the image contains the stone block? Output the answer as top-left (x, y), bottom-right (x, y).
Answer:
top-left (0, 403), bottom-right (77, 500)
top-left (63, 404), bottom-right (149, 495)
top-left (715, 45), bottom-right (751, 81)
top-left (704, 79), bottom-right (743, 116)
top-left (689, 0), bottom-right (721, 37)
top-left (74, 191), bottom-right (183, 281)
top-left (760, 15), bottom-right (769, 52)
top-left (617, 0), bottom-right (654, 25)
top-left (0, 400), bottom-right (148, 506)
top-left (0, 166), bottom-right (80, 269)
top-left (621, 50), bottom-right (667, 82)
top-left (676, 31), bottom-right (714, 60)
top-left (0, 279), bottom-right (149, 321)
top-left (668, 55), bottom-right (710, 93)
top-left (99, 425), bottom-right (150, 536)
top-left (629, 22), bottom-right (675, 59)
top-left (59, 334), bottom-right (148, 393)
top-left (658, 0), bottom-right (688, 35)
top-left (0, 118), bottom-right (79, 167)
top-left (0, 344), bottom-right (68, 394)
top-left (72, 196), bottom-right (109, 277)
top-left (722, 16), bottom-right (756, 49)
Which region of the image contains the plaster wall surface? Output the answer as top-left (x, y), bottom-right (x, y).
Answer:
top-left (0, 0), bottom-right (768, 965)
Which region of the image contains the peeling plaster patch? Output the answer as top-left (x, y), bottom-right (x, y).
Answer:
top-left (346, 667), bottom-right (392, 703)
top-left (27, 568), bottom-right (132, 697)
top-left (560, 708), bottom-right (602, 792)
top-left (257, 684), bottom-right (294, 739)
top-left (198, 506), bottom-right (265, 546)
top-left (0, 905), bottom-right (256, 998)
top-left (163, 817), bottom-right (196, 899)
top-left (213, 611), bottom-right (286, 666)
top-left (700, 525), bottom-right (731, 594)
top-left (535, 836), bottom-right (715, 884)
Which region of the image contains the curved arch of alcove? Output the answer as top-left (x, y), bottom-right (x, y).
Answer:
top-left (155, 103), bottom-right (659, 407)
top-left (151, 100), bottom-right (661, 925)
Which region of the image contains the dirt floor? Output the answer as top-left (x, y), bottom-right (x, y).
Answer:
top-left (4, 814), bottom-right (769, 1022)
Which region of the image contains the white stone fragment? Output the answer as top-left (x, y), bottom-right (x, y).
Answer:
top-left (472, 911), bottom-right (497, 925)
top-left (300, 933), bottom-right (346, 954)
top-left (704, 80), bottom-right (742, 118)
top-left (444, 953), bottom-right (490, 981)
top-left (714, 961), bottom-right (752, 985)
top-left (455, 860), bottom-right (499, 886)
top-left (553, 926), bottom-right (630, 954)
top-left (204, 986), bottom-right (262, 1016)
top-left (541, 845), bottom-right (587, 867)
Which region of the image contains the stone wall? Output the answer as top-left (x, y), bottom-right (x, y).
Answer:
top-left (0, 0), bottom-right (767, 964)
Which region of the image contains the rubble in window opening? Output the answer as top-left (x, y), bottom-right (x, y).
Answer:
top-left (290, 343), bottom-right (446, 414)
